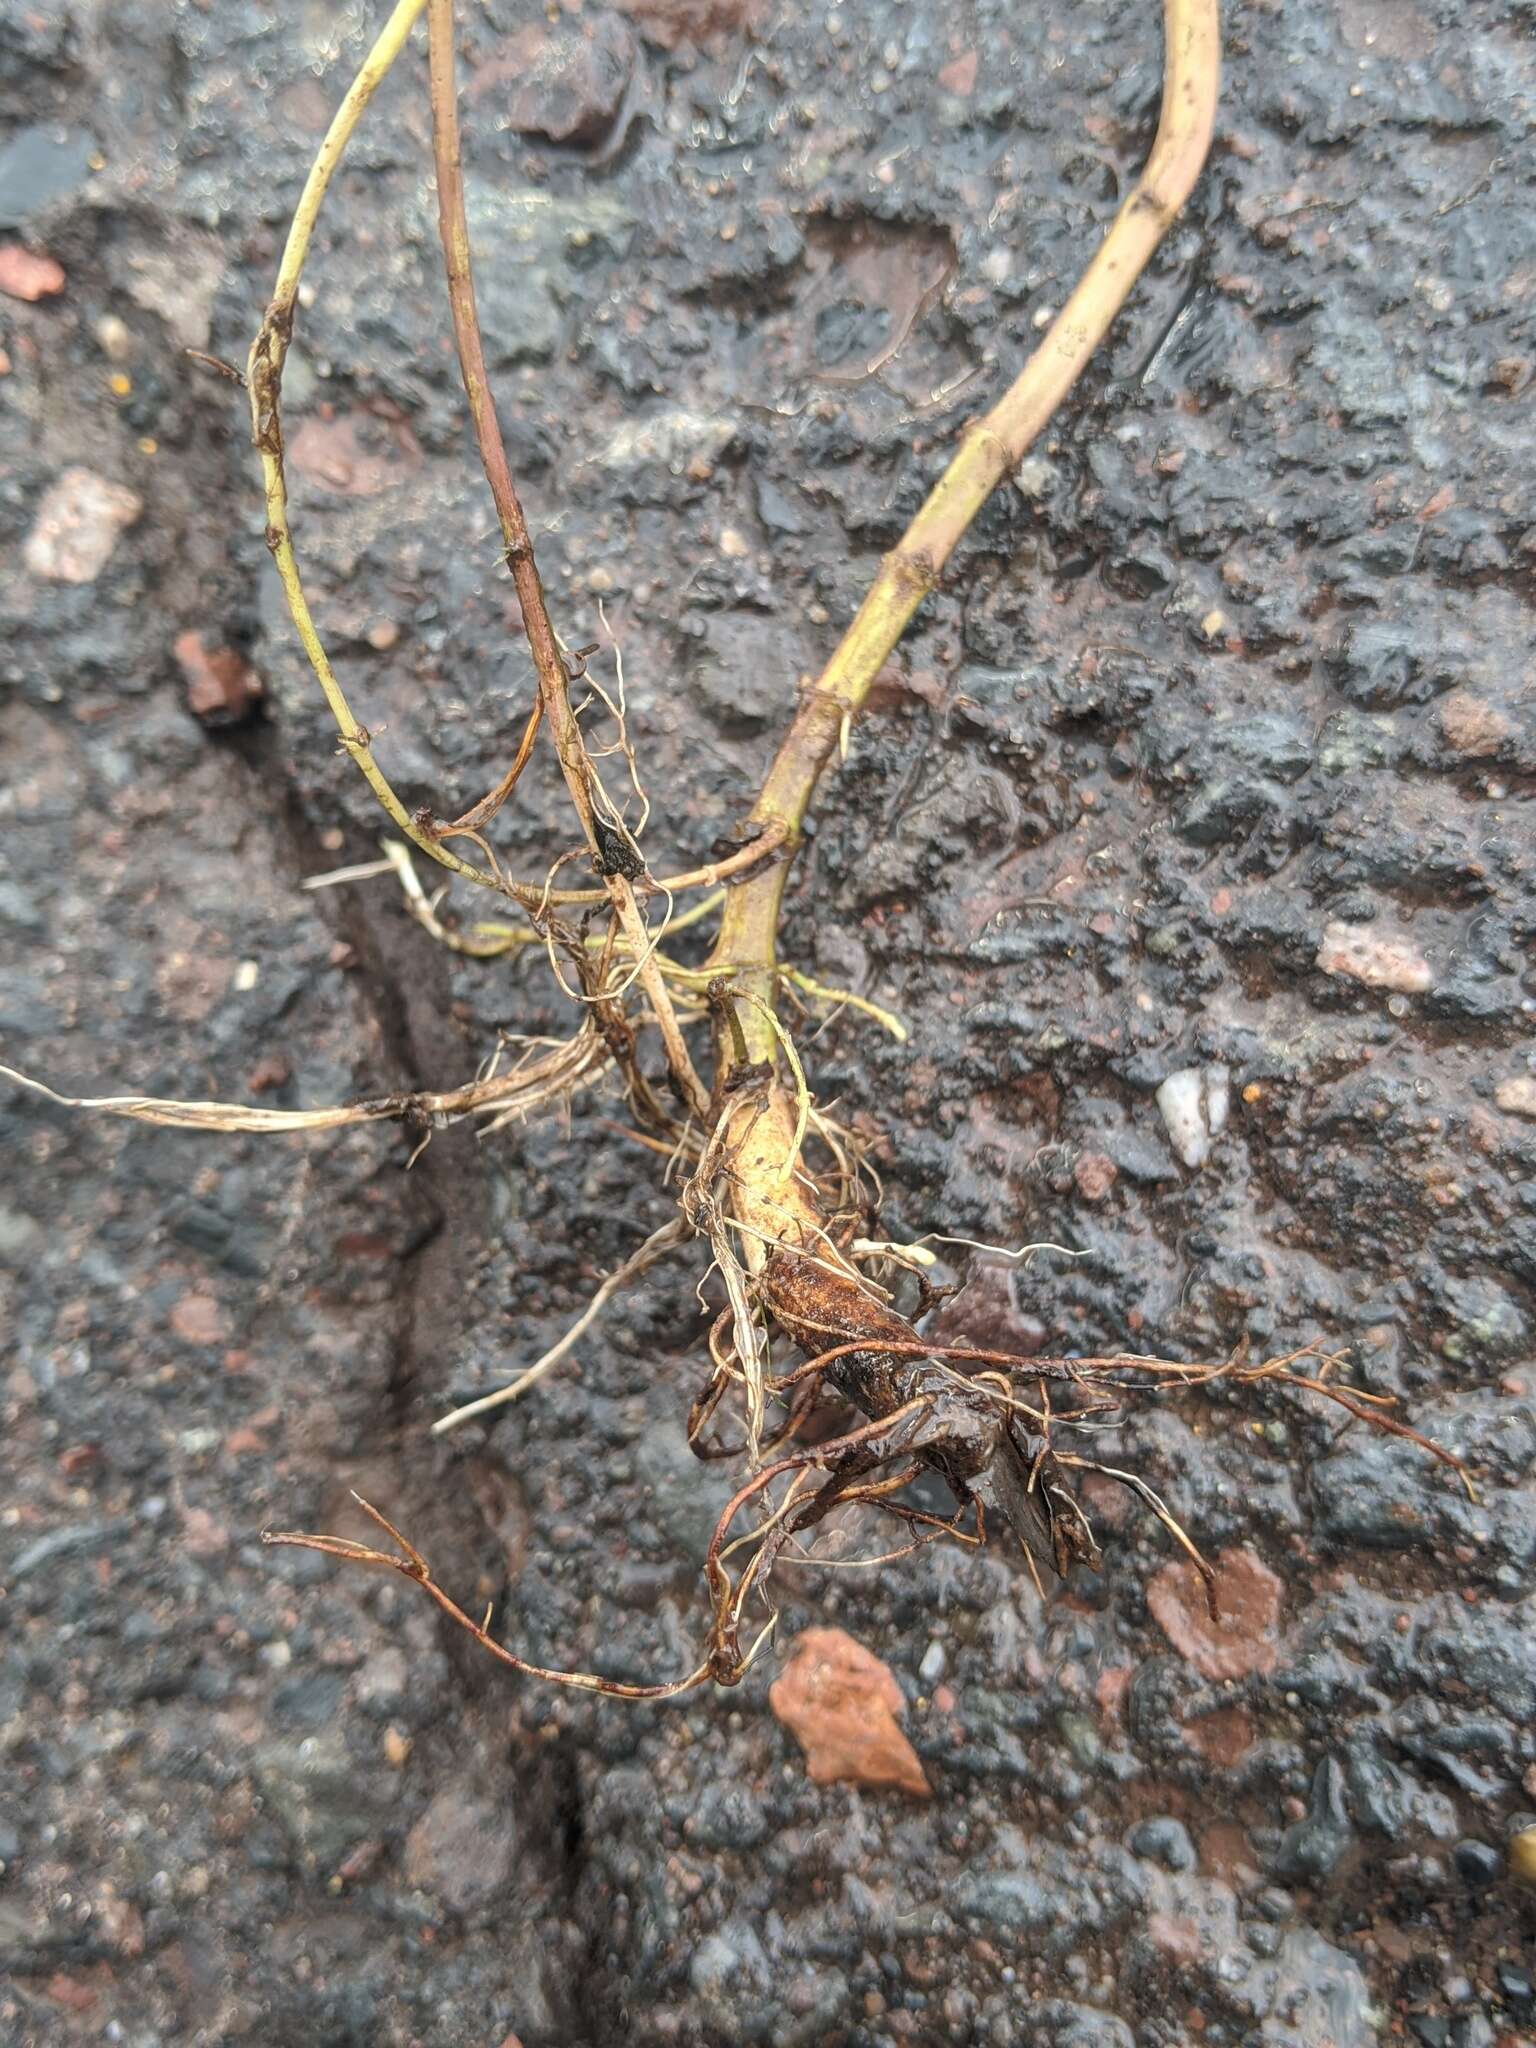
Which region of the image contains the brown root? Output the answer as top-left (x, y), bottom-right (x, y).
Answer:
top-left (247, 1052), bottom-right (1471, 1690)
top-left (264, 1494), bottom-right (719, 1699)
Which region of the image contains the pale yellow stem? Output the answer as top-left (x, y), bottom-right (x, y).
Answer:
top-left (247, 0), bottom-right (509, 894)
top-left (710, 0), bottom-right (1221, 1060)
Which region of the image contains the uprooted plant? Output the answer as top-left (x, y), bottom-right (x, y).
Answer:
top-left (3, 0), bottom-right (1472, 1699)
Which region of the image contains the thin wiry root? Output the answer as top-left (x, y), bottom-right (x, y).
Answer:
top-left (263, 1495), bottom-right (721, 1699)
top-left (778, 969), bottom-right (908, 1044)
top-left (1057, 1453), bottom-right (1218, 1615)
top-left (263, 1299), bottom-right (1469, 1696)
top-left (1097, 1344), bottom-right (1474, 1492)
top-left (0, 1027), bottom-right (608, 1139)
top-left (584, 600), bottom-right (651, 836)
top-left (432, 1217), bottom-right (688, 1435)
top-left (916, 1232), bottom-right (1090, 1267)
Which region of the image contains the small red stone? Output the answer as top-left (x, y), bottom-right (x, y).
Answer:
top-left (174, 630), bottom-right (263, 725)
top-left (770, 1626), bottom-right (931, 1797)
top-left (1147, 1546), bottom-right (1283, 1682)
top-left (0, 244), bottom-right (65, 301)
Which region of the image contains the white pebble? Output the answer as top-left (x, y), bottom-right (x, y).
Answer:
top-left (1494, 1077), bottom-right (1536, 1120)
top-left (24, 467), bottom-right (141, 584)
top-left (1156, 1063), bottom-right (1230, 1169)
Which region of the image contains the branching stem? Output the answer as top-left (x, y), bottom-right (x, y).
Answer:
top-left (708, 0), bottom-right (1222, 1063)
top-left (245, 0), bottom-right (515, 891)
top-left (424, 0), bottom-right (710, 1118)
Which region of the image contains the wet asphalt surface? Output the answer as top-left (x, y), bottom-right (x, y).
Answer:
top-left (1, 0), bottom-right (1534, 2042)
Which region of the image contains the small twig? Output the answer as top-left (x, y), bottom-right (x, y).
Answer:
top-left (379, 851), bottom-right (727, 965)
top-left (439, 821), bottom-right (791, 910)
top-left (568, 823), bottom-right (793, 903)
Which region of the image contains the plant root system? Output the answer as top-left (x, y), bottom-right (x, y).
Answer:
top-left (6, 0), bottom-right (1475, 1701)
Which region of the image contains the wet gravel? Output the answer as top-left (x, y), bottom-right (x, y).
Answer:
top-left (1, 0), bottom-right (1534, 2042)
